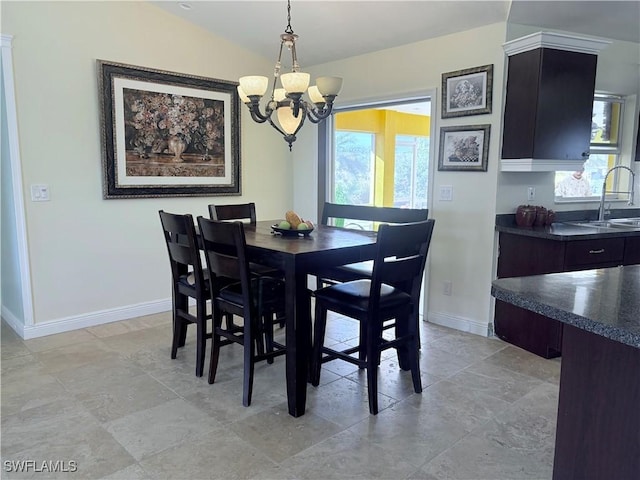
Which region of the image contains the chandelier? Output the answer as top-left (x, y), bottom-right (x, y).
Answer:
top-left (237, 0), bottom-right (343, 150)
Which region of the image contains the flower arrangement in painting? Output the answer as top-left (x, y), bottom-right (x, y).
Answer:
top-left (449, 79), bottom-right (482, 109)
top-left (123, 89), bottom-right (224, 159)
top-left (450, 135), bottom-right (479, 162)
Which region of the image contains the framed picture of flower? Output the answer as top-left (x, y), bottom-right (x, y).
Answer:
top-left (438, 125), bottom-right (490, 171)
top-left (98, 60), bottom-right (241, 198)
top-left (441, 64), bottom-right (493, 119)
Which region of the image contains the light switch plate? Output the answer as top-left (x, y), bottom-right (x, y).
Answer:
top-left (31, 184), bottom-right (50, 202)
top-left (439, 185), bottom-right (453, 201)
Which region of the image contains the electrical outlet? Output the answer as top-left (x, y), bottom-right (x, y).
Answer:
top-left (443, 280), bottom-right (452, 296)
top-left (527, 186), bottom-right (535, 201)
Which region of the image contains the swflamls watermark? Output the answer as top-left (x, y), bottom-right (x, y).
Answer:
top-left (3, 460), bottom-right (78, 473)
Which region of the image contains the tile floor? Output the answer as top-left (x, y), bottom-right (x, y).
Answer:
top-left (1, 313), bottom-right (561, 479)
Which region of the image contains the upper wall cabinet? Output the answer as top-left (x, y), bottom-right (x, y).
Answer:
top-left (500, 32), bottom-right (610, 172)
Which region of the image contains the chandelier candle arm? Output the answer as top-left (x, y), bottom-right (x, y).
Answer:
top-left (238, 0), bottom-right (343, 149)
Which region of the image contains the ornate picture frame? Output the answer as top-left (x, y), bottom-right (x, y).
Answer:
top-left (441, 64), bottom-right (493, 118)
top-left (438, 124), bottom-right (491, 171)
top-left (98, 60), bottom-right (241, 198)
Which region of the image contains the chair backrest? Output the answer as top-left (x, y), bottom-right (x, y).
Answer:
top-left (321, 202), bottom-right (428, 230)
top-left (369, 219), bottom-right (435, 309)
top-left (158, 210), bottom-right (206, 291)
top-left (209, 203), bottom-right (257, 224)
top-left (197, 217), bottom-right (254, 310)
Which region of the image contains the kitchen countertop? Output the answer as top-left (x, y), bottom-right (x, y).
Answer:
top-left (495, 209), bottom-right (640, 240)
top-left (491, 265), bottom-right (640, 349)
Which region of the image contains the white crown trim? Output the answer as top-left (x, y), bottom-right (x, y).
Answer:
top-left (500, 158), bottom-right (588, 172)
top-left (504, 31), bottom-right (611, 56)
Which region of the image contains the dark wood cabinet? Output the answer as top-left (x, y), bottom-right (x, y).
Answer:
top-left (502, 48), bottom-right (597, 161)
top-left (624, 236), bottom-right (640, 265)
top-left (495, 232), bottom-right (633, 358)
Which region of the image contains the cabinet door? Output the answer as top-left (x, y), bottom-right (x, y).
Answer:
top-left (501, 48), bottom-right (597, 161)
top-left (495, 300), bottom-right (562, 359)
top-left (564, 238), bottom-right (625, 270)
top-left (624, 236), bottom-right (640, 265)
top-left (497, 233), bottom-right (565, 278)
top-left (533, 49), bottom-right (596, 160)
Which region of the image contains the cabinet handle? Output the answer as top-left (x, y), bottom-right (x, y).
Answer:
top-left (589, 248), bottom-right (605, 254)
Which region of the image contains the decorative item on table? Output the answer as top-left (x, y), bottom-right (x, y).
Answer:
top-left (515, 205), bottom-right (537, 227)
top-left (272, 210), bottom-right (314, 236)
top-left (237, 0), bottom-right (343, 150)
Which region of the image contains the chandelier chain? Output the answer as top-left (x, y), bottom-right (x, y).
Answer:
top-left (285, 0), bottom-right (293, 34)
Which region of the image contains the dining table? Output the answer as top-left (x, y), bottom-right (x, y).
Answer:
top-left (238, 220), bottom-right (378, 417)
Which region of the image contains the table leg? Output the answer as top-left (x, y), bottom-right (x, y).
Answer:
top-left (284, 260), bottom-right (311, 417)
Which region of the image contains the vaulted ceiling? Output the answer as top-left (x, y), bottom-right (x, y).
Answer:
top-left (151, 1), bottom-right (640, 66)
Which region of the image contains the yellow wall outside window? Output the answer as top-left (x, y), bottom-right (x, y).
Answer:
top-left (335, 109), bottom-right (430, 207)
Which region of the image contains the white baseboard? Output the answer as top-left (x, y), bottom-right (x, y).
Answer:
top-left (4, 301), bottom-right (491, 340)
top-left (3, 299), bottom-right (172, 340)
top-left (426, 310), bottom-right (492, 337)
top-left (1, 305), bottom-right (25, 337)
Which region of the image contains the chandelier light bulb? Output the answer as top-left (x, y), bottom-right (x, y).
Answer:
top-left (307, 85), bottom-right (324, 104)
top-left (280, 72), bottom-right (310, 94)
top-left (237, 86), bottom-right (250, 104)
top-left (277, 105), bottom-right (304, 135)
top-left (274, 88), bottom-right (287, 102)
top-left (316, 76), bottom-right (343, 96)
top-left (239, 76), bottom-right (269, 97)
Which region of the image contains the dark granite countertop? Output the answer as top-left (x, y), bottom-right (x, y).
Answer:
top-left (492, 265), bottom-right (640, 349)
top-left (496, 209), bottom-right (640, 240)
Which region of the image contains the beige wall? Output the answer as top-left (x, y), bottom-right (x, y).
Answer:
top-left (294, 23), bottom-right (508, 334)
top-left (2, 1), bottom-right (290, 332)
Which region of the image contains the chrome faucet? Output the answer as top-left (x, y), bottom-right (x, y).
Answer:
top-left (598, 165), bottom-right (636, 221)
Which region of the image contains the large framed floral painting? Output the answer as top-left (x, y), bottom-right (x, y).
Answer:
top-left (441, 64), bottom-right (493, 119)
top-left (98, 60), bottom-right (241, 198)
top-left (438, 124), bottom-right (490, 171)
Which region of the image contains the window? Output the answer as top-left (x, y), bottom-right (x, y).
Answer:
top-left (329, 100), bottom-right (432, 217)
top-left (394, 135), bottom-right (429, 209)
top-left (555, 94), bottom-right (625, 201)
top-left (334, 131), bottom-right (375, 206)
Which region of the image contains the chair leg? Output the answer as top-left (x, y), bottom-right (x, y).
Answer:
top-left (263, 313), bottom-right (275, 364)
top-left (243, 318), bottom-right (255, 407)
top-left (194, 299), bottom-right (208, 377)
top-left (171, 317), bottom-right (186, 360)
top-left (408, 314), bottom-right (422, 394)
top-left (310, 302), bottom-right (328, 387)
top-left (358, 321), bottom-right (367, 368)
top-left (366, 318), bottom-right (382, 415)
top-left (208, 315), bottom-right (223, 385)
top-left (172, 293), bottom-right (189, 355)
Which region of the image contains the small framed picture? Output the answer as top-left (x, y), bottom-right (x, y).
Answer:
top-left (438, 125), bottom-right (490, 171)
top-left (441, 64), bottom-right (493, 118)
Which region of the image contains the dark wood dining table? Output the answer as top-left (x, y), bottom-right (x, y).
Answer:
top-left (241, 220), bottom-right (378, 417)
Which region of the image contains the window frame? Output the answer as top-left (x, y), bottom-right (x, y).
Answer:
top-left (554, 93), bottom-right (626, 204)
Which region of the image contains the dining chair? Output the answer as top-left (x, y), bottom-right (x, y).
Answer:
top-left (197, 216), bottom-right (287, 407)
top-left (317, 202), bottom-right (429, 285)
top-left (208, 202), bottom-right (257, 224)
top-left (159, 210), bottom-right (230, 377)
top-left (310, 219), bottom-right (435, 415)
top-left (209, 202), bottom-right (286, 331)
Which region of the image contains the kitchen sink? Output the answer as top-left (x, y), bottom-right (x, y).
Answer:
top-left (566, 218), bottom-right (640, 231)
